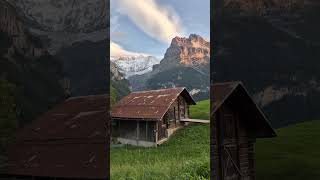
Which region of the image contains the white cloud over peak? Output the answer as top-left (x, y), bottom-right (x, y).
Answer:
top-left (110, 41), bottom-right (148, 57)
top-left (115, 0), bottom-right (183, 43)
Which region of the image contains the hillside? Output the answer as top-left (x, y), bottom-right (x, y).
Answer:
top-left (8, 0), bottom-right (108, 54)
top-left (214, 11), bottom-right (320, 128)
top-left (256, 120), bottom-right (320, 180)
top-left (117, 99), bottom-right (320, 180)
top-left (191, 101), bottom-right (320, 179)
top-left (5, 0), bottom-right (109, 97)
top-left (0, 0), bottom-right (65, 170)
top-left (190, 99), bottom-right (210, 120)
top-left (0, 1), bottom-right (65, 126)
top-left (110, 100), bottom-right (210, 179)
top-left (129, 34), bottom-right (210, 101)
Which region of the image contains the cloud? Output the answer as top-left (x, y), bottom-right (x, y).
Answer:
top-left (110, 41), bottom-right (148, 57)
top-left (115, 0), bottom-right (183, 43)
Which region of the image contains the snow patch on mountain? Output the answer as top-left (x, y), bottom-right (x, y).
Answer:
top-left (111, 55), bottom-right (160, 78)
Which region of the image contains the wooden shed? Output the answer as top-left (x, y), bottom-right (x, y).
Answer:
top-left (111, 87), bottom-right (196, 147)
top-left (210, 82), bottom-right (276, 180)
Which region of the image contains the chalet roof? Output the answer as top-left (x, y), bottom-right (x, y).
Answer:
top-left (211, 81), bottom-right (277, 138)
top-left (111, 87), bottom-right (196, 120)
top-left (5, 95), bottom-right (109, 179)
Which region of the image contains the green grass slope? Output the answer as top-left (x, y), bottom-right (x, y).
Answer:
top-left (190, 100), bottom-right (209, 120)
top-left (256, 120), bottom-right (320, 180)
top-left (110, 100), bottom-right (210, 179)
top-left (111, 99), bottom-right (320, 179)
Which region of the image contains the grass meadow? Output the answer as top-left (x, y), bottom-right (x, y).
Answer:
top-left (111, 98), bottom-right (320, 180)
top-left (110, 100), bottom-right (210, 179)
top-left (255, 120), bottom-right (320, 180)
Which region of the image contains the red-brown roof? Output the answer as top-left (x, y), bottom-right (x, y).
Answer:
top-left (211, 82), bottom-right (276, 138)
top-left (111, 87), bottom-right (196, 120)
top-left (211, 81), bottom-right (240, 114)
top-left (5, 95), bottom-right (109, 179)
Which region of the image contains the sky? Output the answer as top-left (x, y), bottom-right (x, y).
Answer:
top-left (110, 0), bottom-right (210, 58)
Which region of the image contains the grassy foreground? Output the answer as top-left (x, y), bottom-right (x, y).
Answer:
top-left (110, 100), bottom-right (210, 179)
top-left (190, 100), bottom-right (320, 180)
top-left (190, 99), bottom-right (209, 120)
top-left (111, 98), bottom-right (320, 179)
top-left (256, 120), bottom-right (320, 180)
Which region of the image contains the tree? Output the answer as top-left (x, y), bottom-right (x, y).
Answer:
top-left (110, 84), bottom-right (118, 107)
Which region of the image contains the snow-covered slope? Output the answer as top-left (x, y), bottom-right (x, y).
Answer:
top-left (111, 55), bottom-right (160, 78)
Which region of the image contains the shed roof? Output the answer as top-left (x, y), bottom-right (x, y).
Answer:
top-left (211, 81), bottom-right (277, 138)
top-left (5, 95), bottom-right (109, 179)
top-left (111, 87), bottom-right (196, 120)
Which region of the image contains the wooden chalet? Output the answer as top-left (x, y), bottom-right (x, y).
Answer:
top-left (210, 82), bottom-right (276, 180)
top-left (111, 87), bottom-right (196, 147)
top-left (3, 95), bottom-right (109, 179)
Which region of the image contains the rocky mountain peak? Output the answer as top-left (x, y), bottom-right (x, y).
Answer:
top-left (163, 34), bottom-right (210, 66)
top-left (171, 34), bottom-right (209, 47)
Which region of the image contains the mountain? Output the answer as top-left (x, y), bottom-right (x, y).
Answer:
top-left (129, 34), bottom-right (210, 101)
top-left (0, 0), bottom-right (47, 59)
top-left (6, 0), bottom-right (108, 54)
top-left (213, 0), bottom-right (320, 127)
top-left (110, 61), bottom-right (130, 105)
top-left (6, 0), bottom-right (109, 97)
top-left (0, 0), bottom-right (65, 126)
top-left (110, 55), bottom-right (160, 78)
top-left (224, 0), bottom-right (304, 15)
top-left (155, 34), bottom-right (210, 72)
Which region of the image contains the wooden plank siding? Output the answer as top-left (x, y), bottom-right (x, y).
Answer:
top-left (157, 94), bottom-right (188, 141)
top-left (210, 82), bottom-right (276, 180)
top-left (113, 120), bottom-right (156, 142)
top-left (212, 103), bottom-right (256, 180)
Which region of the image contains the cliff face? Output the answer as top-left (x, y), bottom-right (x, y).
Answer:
top-left (128, 34), bottom-right (210, 101)
top-left (224, 0), bottom-right (304, 15)
top-left (214, 0), bottom-right (320, 127)
top-left (160, 34), bottom-right (210, 68)
top-left (9, 0), bottom-right (107, 33)
top-left (3, 0), bottom-right (109, 97)
top-left (6, 0), bottom-right (108, 54)
top-left (0, 0), bottom-right (46, 58)
top-left (0, 0), bottom-right (65, 125)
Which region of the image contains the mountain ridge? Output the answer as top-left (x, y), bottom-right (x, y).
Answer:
top-left (111, 55), bottom-right (160, 78)
top-left (129, 34), bottom-right (210, 100)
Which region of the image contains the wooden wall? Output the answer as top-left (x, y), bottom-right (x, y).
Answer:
top-left (211, 102), bottom-right (256, 180)
top-left (112, 120), bottom-right (156, 142)
top-left (157, 95), bottom-right (189, 141)
top-left (112, 95), bottom-right (190, 142)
